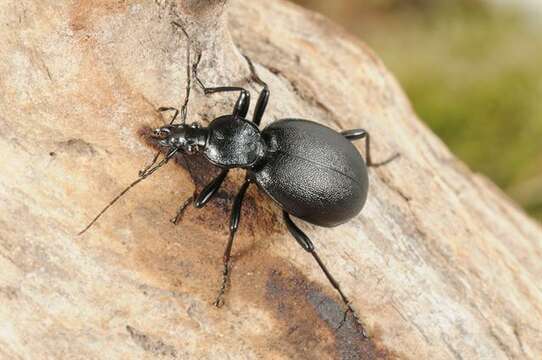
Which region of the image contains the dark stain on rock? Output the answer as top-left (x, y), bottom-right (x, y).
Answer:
top-left (265, 269), bottom-right (395, 360)
top-left (70, 0), bottom-right (129, 33)
top-left (55, 138), bottom-right (97, 156)
top-left (126, 325), bottom-right (177, 358)
top-left (0, 286), bottom-right (19, 300)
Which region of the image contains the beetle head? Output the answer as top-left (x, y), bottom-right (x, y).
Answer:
top-left (151, 122), bottom-right (207, 154)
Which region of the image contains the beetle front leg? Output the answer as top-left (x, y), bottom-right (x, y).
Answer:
top-left (193, 55), bottom-right (251, 118)
top-left (194, 169), bottom-right (229, 208)
top-left (196, 83), bottom-right (251, 118)
top-left (157, 106), bottom-right (180, 124)
top-left (242, 54), bottom-right (269, 127)
top-left (251, 87), bottom-right (269, 127)
top-left (170, 169), bottom-right (229, 225)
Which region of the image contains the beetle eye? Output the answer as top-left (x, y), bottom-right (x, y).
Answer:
top-left (152, 127), bottom-right (171, 140)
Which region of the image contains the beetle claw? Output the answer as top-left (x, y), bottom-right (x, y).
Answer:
top-left (335, 304), bottom-right (369, 338)
top-left (213, 297), bottom-right (225, 308)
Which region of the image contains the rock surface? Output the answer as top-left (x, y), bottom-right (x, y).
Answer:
top-left (0, 0), bottom-right (541, 359)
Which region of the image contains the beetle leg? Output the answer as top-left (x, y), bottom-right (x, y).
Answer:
top-left (242, 54), bottom-right (269, 127)
top-left (196, 82), bottom-right (251, 118)
top-left (243, 54), bottom-right (267, 87)
top-left (341, 128), bottom-right (399, 167)
top-left (157, 106), bottom-right (180, 124)
top-left (194, 169), bottom-right (229, 208)
top-left (214, 176), bottom-right (252, 307)
top-left (341, 128), bottom-right (366, 141)
top-left (193, 55), bottom-right (251, 118)
top-left (282, 211), bottom-right (369, 338)
top-left (196, 84), bottom-right (251, 118)
top-left (251, 87), bottom-right (269, 127)
top-left (170, 193), bottom-right (195, 225)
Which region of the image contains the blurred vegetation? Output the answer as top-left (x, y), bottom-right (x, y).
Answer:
top-left (293, 0), bottom-right (542, 222)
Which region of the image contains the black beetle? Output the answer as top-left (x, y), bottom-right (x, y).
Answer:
top-left (80, 22), bottom-right (397, 335)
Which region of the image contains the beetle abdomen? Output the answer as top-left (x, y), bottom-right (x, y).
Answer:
top-left (251, 119), bottom-right (368, 227)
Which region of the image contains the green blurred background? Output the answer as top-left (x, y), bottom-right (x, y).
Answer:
top-left (292, 0), bottom-right (542, 223)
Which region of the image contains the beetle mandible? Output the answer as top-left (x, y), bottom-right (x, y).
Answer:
top-left (80, 22), bottom-right (398, 335)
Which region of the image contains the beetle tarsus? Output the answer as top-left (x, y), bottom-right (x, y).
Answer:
top-left (158, 106), bottom-right (180, 124)
top-left (213, 177), bottom-right (251, 308)
top-left (368, 152), bottom-right (400, 168)
top-left (213, 259), bottom-right (230, 308)
top-left (337, 307), bottom-right (351, 330)
top-left (336, 304), bottom-right (352, 330)
top-left (170, 194), bottom-right (194, 225)
top-left (242, 54), bottom-right (268, 89)
top-left (336, 303), bottom-right (369, 338)
top-left (341, 128), bottom-right (399, 168)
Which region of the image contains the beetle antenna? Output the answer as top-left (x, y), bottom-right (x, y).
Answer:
top-left (172, 21), bottom-right (192, 125)
top-left (139, 20), bottom-right (194, 176)
top-left (78, 149), bottom-right (178, 235)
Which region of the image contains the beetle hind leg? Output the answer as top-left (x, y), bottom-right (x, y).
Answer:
top-left (341, 128), bottom-right (399, 167)
top-left (282, 211), bottom-right (369, 337)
